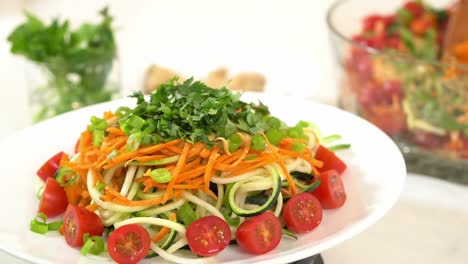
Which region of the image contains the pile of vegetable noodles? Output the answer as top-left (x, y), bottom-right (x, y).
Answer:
top-left (33, 78), bottom-right (350, 263)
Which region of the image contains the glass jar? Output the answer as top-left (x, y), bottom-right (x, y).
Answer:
top-left (327, 0), bottom-right (468, 183)
top-left (26, 57), bottom-right (121, 123)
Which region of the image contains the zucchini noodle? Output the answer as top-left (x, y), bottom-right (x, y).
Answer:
top-left (54, 82), bottom-right (341, 263)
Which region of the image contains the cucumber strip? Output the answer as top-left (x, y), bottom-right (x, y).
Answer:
top-left (129, 155), bottom-right (180, 166)
top-left (136, 189), bottom-right (165, 200)
top-left (114, 217), bottom-right (187, 234)
top-left (136, 198), bottom-right (186, 217)
top-left (274, 192), bottom-right (283, 217)
top-left (181, 191), bottom-right (225, 220)
top-left (228, 168), bottom-right (281, 217)
top-left (166, 237), bottom-right (188, 254)
top-left (282, 228), bottom-right (298, 240)
top-left (302, 179), bottom-right (321, 193)
top-left (160, 228), bottom-right (177, 250)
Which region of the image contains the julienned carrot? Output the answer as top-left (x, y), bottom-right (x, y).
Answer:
top-left (112, 196), bottom-right (163, 207)
top-left (204, 145), bottom-right (219, 193)
top-left (85, 204), bottom-right (100, 212)
top-left (200, 148), bottom-right (211, 159)
top-left (262, 133), bottom-right (297, 195)
top-left (138, 139), bottom-right (182, 154)
top-left (132, 154), bottom-right (168, 162)
top-left (227, 156), bottom-right (276, 177)
top-left (278, 149), bottom-right (323, 168)
top-left (163, 143), bottom-right (191, 203)
top-left (106, 127), bottom-right (125, 136)
top-left (104, 185), bottom-right (129, 201)
top-left (152, 213), bottom-right (177, 243)
top-left (103, 151), bottom-right (139, 169)
top-left (187, 142), bottom-right (205, 158)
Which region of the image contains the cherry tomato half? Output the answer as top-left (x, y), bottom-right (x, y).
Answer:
top-left (36, 152), bottom-right (64, 182)
top-left (315, 145), bottom-right (347, 174)
top-left (236, 212), bottom-right (282, 255)
top-left (313, 170), bottom-right (347, 209)
top-left (38, 177), bottom-right (68, 218)
top-left (63, 205), bottom-right (104, 247)
top-left (107, 224), bottom-right (151, 264)
top-left (283, 193), bottom-right (322, 234)
top-left (186, 215), bottom-right (231, 257)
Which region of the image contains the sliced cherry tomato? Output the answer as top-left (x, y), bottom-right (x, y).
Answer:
top-left (63, 205), bottom-right (104, 247)
top-left (283, 192), bottom-right (322, 234)
top-left (36, 152), bottom-right (64, 182)
top-left (186, 215), bottom-right (231, 257)
top-left (313, 170), bottom-right (347, 209)
top-left (236, 212), bottom-right (282, 255)
top-left (315, 145), bottom-right (347, 174)
top-left (107, 224), bottom-right (151, 264)
top-left (38, 177), bottom-right (68, 217)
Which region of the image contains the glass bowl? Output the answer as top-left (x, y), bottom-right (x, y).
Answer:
top-left (327, 0), bottom-right (468, 183)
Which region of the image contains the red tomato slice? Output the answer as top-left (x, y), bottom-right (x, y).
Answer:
top-left (63, 205), bottom-right (104, 247)
top-left (186, 215), bottom-right (231, 257)
top-left (107, 224), bottom-right (151, 264)
top-left (313, 170), bottom-right (347, 209)
top-left (235, 212), bottom-right (282, 254)
top-left (315, 145), bottom-right (347, 174)
top-left (36, 152), bottom-right (64, 182)
top-left (283, 193), bottom-right (323, 234)
top-left (38, 177), bottom-right (68, 217)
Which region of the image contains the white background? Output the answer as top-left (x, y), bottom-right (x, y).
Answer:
top-left (0, 0), bottom-right (337, 140)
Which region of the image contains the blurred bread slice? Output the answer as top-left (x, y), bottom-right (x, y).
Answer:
top-left (227, 72), bottom-right (266, 92)
top-left (204, 67), bottom-right (229, 88)
top-left (143, 65), bottom-right (184, 94)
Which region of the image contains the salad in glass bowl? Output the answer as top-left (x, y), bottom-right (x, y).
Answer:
top-left (328, 0), bottom-right (468, 182)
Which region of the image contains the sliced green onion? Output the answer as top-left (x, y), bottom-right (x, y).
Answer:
top-left (251, 134), bottom-right (266, 151)
top-left (36, 213), bottom-right (47, 223)
top-left (92, 129), bottom-right (105, 147)
top-left (228, 134), bottom-right (242, 153)
top-left (328, 144), bottom-right (351, 151)
top-left (292, 142), bottom-right (306, 153)
top-left (177, 202), bottom-right (197, 226)
top-left (116, 106), bottom-right (132, 118)
top-left (265, 128), bottom-right (285, 145)
top-left (321, 134), bottom-right (342, 144)
top-left (106, 149), bottom-right (119, 159)
top-left (48, 220), bottom-right (63, 231)
top-left (36, 185), bottom-right (44, 200)
top-left (288, 127), bottom-right (304, 139)
top-left (245, 154), bottom-right (258, 160)
top-left (80, 233), bottom-right (105, 256)
top-left (150, 168), bottom-right (172, 183)
top-left (55, 167), bottom-right (78, 187)
top-left (282, 228), bottom-right (298, 240)
top-left (30, 220), bottom-right (48, 234)
top-left (89, 116), bottom-right (108, 130)
top-left (96, 182), bottom-right (107, 192)
top-left (29, 213), bottom-right (62, 234)
top-left (126, 115), bottom-right (146, 130)
top-left (126, 132), bottom-right (144, 151)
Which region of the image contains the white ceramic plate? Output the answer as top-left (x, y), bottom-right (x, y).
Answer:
top-left (0, 94), bottom-right (406, 264)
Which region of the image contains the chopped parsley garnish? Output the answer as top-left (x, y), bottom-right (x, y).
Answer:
top-left (119, 78), bottom-right (286, 146)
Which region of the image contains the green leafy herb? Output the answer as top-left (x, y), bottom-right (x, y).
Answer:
top-left (121, 78), bottom-right (279, 146)
top-left (7, 7), bottom-right (118, 122)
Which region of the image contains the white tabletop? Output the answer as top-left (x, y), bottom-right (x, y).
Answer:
top-left (1, 1), bottom-right (467, 264)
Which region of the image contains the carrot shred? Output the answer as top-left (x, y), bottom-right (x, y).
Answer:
top-left (163, 142), bottom-right (191, 203)
top-left (204, 145), bottom-right (219, 193)
top-left (151, 213), bottom-right (177, 243)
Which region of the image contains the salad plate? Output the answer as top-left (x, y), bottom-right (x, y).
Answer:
top-left (0, 93), bottom-right (406, 264)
